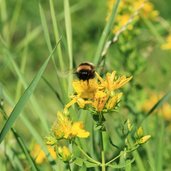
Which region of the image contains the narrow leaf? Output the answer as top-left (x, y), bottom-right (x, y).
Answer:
top-left (64, 0), bottom-right (73, 94)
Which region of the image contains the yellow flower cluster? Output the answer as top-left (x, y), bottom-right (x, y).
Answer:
top-left (45, 111), bottom-right (89, 163)
top-left (52, 112), bottom-right (90, 139)
top-left (65, 71), bottom-right (132, 112)
top-left (46, 70), bottom-right (132, 164)
top-left (107, 0), bottom-right (159, 33)
top-left (161, 34), bottom-right (171, 50)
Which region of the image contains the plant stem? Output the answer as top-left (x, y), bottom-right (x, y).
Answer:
top-left (66, 162), bottom-right (72, 171)
top-left (106, 153), bottom-right (122, 166)
top-left (100, 130), bottom-right (106, 171)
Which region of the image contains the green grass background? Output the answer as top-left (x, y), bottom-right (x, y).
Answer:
top-left (0, 0), bottom-right (171, 170)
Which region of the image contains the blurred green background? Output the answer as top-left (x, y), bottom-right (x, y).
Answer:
top-left (0, 0), bottom-right (171, 170)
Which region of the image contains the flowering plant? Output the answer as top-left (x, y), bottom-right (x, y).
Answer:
top-left (45, 70), bottom-right (151, 170)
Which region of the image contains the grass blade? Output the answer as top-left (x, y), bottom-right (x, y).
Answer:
top-left (4, 50), bottom-right (49, 132)
top-left (64, 0), bottom-right (73, 94)
top-left (0, 45), bottom-right (58, 143)
top-left (39, 3), bottom-right (53, 53)
top-left (15, 24), bottom-right (30, 101)
top-left (49, 0), bottom-right (64, 71)
top-left (39, 2), bottom-right (67, 100)
top-left (42, 76), bottom-right (64, 106)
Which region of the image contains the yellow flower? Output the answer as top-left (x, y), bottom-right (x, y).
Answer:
top-left (141, 2), bottom-right (159, 19)
top-left (106, 93), bottom-right (123, 110)
top-left (72, 122), bottom-right (90, 138)
top-left (52, 112), bottom-right (90, 139)
top-left (64, 79), bottom-right (98, 111)
top-left (92, 91), bottom-right (122, 112)
top-left (161, 35), bottom-right (171, 50)
top-left (72, 79), bottom-right (98, 99)
top-left (92, 91), bottom-right (109, 112)
top-left (96, 71), bottom-right (132, 92)
top-left (58, 146), bottom-right (72, 162)
top-left (31, 144), bottom-right (56, 164)
top-left (52, 112), bottom-right (72, 139)
top-left (64, 96), bottom-right (92, 112)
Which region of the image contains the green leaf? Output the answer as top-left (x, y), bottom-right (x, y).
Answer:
top-left (64, 0), bottom-right (73, 94)
top-left (0, 45), bottom-right (58, 143)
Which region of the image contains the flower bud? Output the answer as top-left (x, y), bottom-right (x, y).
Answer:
top-left (58, 146), bottom-right (72, 162)
top-left (138, 135), bottom-right (151, 144)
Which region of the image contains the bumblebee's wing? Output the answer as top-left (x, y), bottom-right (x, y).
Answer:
top-left (56, 69), bottom-right (75, 78)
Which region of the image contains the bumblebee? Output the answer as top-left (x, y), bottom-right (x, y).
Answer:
top-left (76, 62), bottom-right (95, 81)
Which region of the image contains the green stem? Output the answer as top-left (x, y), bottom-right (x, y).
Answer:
top-left (66, 162), bottom-right (72, 171)
top-left (101, 130), bottom-right (106, 171)
top-left (106, 152), bottom-right (122, 166)
top-left (106, 145), bottom-right (139, 166)
top-left (74, 142), bottom-right (101, 165)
